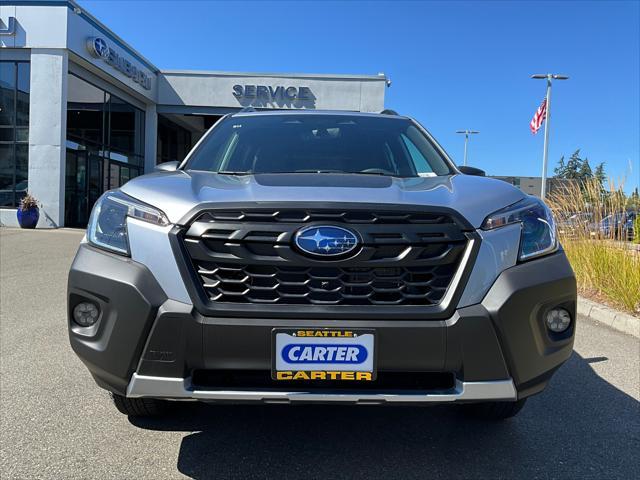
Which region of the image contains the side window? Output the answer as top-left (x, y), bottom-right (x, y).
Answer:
top-left (400, 133), bottom-right (433, 174)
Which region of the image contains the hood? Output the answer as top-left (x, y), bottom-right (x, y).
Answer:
top-left (120, 171), bottom-right (526, 228)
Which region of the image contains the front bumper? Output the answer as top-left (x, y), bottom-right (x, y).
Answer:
top-left (68, 244), bottom-right (576, 404)
top-left (126, 375), bottom-right (517, 404)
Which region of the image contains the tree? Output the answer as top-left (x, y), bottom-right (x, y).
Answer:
top-left (578, 158), bottom-right (592, 179)
top-left (594, 162), bottom-right (606, 187)
top-left (564, 149), bottom-right (582, 179)
top-left (627, 187), bottom-right (640, 211)
top-left (554, 156), bottom-right (567, 177)
top-left (554, 150), bottom-right (606, 187)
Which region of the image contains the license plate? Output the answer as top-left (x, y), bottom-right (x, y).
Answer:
top-left (272, 329), bottom-right (376, 381)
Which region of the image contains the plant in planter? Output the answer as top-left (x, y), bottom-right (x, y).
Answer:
top-left (16, 193), bottom-right (40, 229)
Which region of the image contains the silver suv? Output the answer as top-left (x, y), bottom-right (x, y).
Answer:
top-left (68, 110), bottom-right (576, 420)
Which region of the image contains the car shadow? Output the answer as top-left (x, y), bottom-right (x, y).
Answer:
top-left (130, 352), bottom-right (639, 479)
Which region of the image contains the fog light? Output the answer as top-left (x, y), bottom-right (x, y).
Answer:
top-left (545, 308), bottom-right (571, 333)
top-left (73, 302), bottom-right (100, 327)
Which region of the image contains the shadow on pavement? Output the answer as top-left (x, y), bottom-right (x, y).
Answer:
top-left (130, 352), bottom-right (639, 479)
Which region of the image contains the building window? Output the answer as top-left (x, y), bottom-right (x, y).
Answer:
top-left (65, 73), bottom-right (145, 227)
top-left (66, 73), bottom-right (145, 171)
top-left (0, 61), bottom-right (30, 208)
top-left (157, 115), bottom-right (192, 164)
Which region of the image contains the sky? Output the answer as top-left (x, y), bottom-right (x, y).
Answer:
top-left (80, 0), bottom-right (640, 192)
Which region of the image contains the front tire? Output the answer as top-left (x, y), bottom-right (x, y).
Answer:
top-left (462, 399), bottom-right (527, 420)
top-left (110, 393), bottom-right (169, 417)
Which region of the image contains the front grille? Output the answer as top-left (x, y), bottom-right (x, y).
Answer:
top-left (180, 206), bottom-right (471, 309)
top-left (195, 263), bottom-right (457, 306)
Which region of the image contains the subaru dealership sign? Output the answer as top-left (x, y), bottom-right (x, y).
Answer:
top-left (86, 37), bottom-right (151, 90)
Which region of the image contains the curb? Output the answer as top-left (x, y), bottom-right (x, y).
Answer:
top-left (578, 295), bottom-right (639, 339)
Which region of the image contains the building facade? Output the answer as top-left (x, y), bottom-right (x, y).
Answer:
top-left (491, 176), bottom-right (576, 198)
top-left (0, 1), bottom-right (388, 227)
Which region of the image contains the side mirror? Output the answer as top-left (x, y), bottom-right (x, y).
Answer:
top-left (155, 161), bottom-right (179, 172)
top-left (458, 165), bottom-right (486, 177)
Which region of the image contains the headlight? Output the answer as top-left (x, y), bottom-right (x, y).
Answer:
top-left (482, 197), bottom-right (558, 261)
top-left (87, 190), bottom-right (169, 255)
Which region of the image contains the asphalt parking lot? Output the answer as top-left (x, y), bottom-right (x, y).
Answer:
top-left (1, 228), bottom-right (639, 479)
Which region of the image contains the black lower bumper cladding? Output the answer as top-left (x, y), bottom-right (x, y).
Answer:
top-left (68, 244), bottom-right (576, 401)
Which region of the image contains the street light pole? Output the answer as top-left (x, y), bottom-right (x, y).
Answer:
top-left (455, 130), bottom-right (479, 166)
top-left (531, 73), bottom-right (569, 199)
top-left (463, 133), bottom-right (468, 166)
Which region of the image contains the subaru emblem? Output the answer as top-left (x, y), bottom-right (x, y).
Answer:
top-left (88, 37), bottom-right (110, 60)
top-left (294, 226), bottom-right (359, 258)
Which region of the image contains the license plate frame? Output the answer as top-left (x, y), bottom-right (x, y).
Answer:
top-left (271, 328), bottom-right (377, 381)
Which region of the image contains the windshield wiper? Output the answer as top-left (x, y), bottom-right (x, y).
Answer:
top-left (286, 169), bottom-right (397, 176)
top-left (218, 170), bottom-right (347, 175)
top-left (353, 170), bottom-right (387, 176)
top-left (217, 170), bottom-right (252, 176)
top-left (291, 169), bottom-right (348, 174)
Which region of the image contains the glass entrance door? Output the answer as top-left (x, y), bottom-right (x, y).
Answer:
top-left (64, 149), bottom-right (103, 227)
top-left (65, 149), bottom-right (87, 227)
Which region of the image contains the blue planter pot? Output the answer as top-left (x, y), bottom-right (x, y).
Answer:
top-left (17, 207), bottom-right (39, 229)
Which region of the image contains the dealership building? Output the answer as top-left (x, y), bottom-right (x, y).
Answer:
top-left (491, 176), bottom-right (576, 198)
top-left (0, 1), bottom-right (388, 227)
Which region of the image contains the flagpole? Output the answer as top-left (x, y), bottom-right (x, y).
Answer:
top-left (531, 73), bottom-right (569, 200)
top-left (541, 76), bottom-right (552, 199)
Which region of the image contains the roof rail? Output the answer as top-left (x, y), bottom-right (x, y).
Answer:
top-left (380, 109), bottom-right (399, 115)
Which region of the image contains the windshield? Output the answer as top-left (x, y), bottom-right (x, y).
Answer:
top-left (184, 114), bottom-right (453, 177)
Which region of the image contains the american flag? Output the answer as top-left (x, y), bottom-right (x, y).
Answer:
top-left (530, 98), bottom-right (547, 134)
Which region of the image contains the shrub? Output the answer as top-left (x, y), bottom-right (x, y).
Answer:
top-left (548, 179), bottom-right (640, 315)
top-left (18, 193), bottom-right (39, 211)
